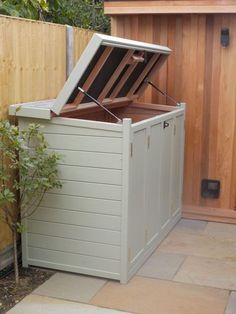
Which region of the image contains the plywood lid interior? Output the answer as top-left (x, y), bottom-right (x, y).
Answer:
top-left (52, 34), bottom-right (171, 115)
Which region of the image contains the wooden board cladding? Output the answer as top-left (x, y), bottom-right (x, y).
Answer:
top-left (0, 16), bottom-right (99, 252)
top-left (0, 15), bottom-right (66, 119)
top-left (0, 15), bottom-right (66, 250)
top-left (105, 1), bottom-right (236, 14)
top-left (73, 27), bottom-right (96, 65)
top-left (0, 19), bottom-right (98, 121)
top-left (110, 14), bottom-right (236, 220)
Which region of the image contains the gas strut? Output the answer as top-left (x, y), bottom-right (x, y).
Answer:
top-left (78, 87), bottom-right (122, 123)
top-left (145, 80), bottom-right (180, 107)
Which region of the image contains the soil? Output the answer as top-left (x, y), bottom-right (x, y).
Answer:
top-left (0, 266), bottom-right (55, 314)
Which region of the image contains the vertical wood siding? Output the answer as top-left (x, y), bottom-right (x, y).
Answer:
top-left (111, 14), bottom-right (236, 219)
top-left (73, 27), bottom-right (97, 64)
top-left (0, 16), bottom-right (66, 119)
top-left (0, 15), bottom-right (97, 252)
top-left (0, 16), bottom-right (66, 250)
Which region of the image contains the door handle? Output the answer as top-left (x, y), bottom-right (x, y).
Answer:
top-left (163, 121), bottom-right (169, 129)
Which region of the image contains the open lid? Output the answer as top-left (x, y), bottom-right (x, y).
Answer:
top-left (52, 34), bottom-right (171, 115)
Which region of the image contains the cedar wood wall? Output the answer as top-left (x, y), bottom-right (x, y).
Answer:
top-left (110, 14), bottom-right (236, 222)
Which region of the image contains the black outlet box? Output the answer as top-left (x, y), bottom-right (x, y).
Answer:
top-left (201, 179), bottom-right (220, 199)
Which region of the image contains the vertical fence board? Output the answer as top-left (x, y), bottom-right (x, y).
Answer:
top-left (0, 15), bottom-right (97, 254)
top-left (0, 16), bottom-right (67, 250)
top-left (0, 16), bottom-right (67, 119)
top-left (73, 27), bottom-right (96, 64)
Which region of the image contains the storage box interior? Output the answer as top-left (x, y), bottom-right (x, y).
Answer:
top-left (58, 102), bottom-right (173, 123)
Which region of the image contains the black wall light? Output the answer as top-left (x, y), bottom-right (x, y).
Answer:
top-left (221, 28), bottom-right (230, 48)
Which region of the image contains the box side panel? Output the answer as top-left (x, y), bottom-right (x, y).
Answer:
top-left (19, 118), bottom-right (123, 280)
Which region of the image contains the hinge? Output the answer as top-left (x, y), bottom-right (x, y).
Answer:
top-left (130, 143), bottom-right (133, 157)
top-left (147, 135), bottom-right (150, 149)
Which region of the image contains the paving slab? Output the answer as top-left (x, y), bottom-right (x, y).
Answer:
top-left (175, 219), bottom-right (208, 234)
top-left (174, 256), bottom-right (236, 290)
top-left (33, 272), bottom-right (107, 303)
top-left (91, 276), bottom-right (229, 314)
top-left (205, 222), bottom-right (236, 238)
top-left (7, 294), bottom-right (132, 314)
top-left (158, 230), bottom-right (236, 262)
top-left (137, 252), bottom-right (186, 280)
top-left (225, 292), bottom-right (236, 314)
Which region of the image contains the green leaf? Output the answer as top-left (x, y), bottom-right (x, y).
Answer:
top-left (15, 106), bottom-right (21, 113)
top-left (16, 222), bottom-right (27, 233)
top-left (0, 189), bottom-right (15, 203)
top-left (0, 118), bottom-right (62, 229)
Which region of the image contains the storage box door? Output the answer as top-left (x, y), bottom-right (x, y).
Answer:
top-left (145, 122), bottom-right (162, 243)
top-left (128, 128), bottom-right (146, 264)
top-left (171, 114), bottom-right (185, 216)
top-left (159, 118), bottom-right (174, 227)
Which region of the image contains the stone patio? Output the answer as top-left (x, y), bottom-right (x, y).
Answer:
top-left (7, 219), bottom-right (236, 314)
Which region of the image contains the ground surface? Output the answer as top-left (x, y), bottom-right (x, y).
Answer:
top-left (0, 266), bottom-right (54, 314)
top-left (4, 219), bottom-right (236, 314)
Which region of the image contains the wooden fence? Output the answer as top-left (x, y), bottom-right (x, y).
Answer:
top-left (0, 15), bottom-right (97, 255)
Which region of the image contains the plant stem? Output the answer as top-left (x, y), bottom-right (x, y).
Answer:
top-left (21, 190), bottom-right (46, 219)
top-left (12, 229), bottom-right (19, 285)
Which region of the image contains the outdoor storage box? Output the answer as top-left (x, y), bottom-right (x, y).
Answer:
top-left (9, 34), bottom-right (185, 283)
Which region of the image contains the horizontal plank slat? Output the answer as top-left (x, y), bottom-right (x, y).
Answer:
top-left (56, 150), bottom-right (122, 169)
top-left (51, 180), bottom-right (122, 200)
top-left (30, 207), bottom-right (121, 231)
top-left (28, 247), bottom-right (120, 274)
top-left (44, 133), bottom-right (122, 153)
top-left (104, 1), bottom-right (236, 14)
top-left (20, 116), bottom-right (123, 132)
top-left (28, 234), bottom-right (120, 260)
top-left (28, 220), bottom-right (120, 245)
top-left (58, 165), bottom-right (122, 185)
top-left (41, 193), bottom-right (121, 215)
top-left (26, 121), bottom-right (123, 138)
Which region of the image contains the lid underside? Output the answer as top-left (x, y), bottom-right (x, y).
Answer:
top-left (52, 34), bottom-right (171, 115)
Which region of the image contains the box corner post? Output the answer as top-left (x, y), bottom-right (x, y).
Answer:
top-left (179, 102), bottom-right (186, 110)
top-left (120, 118), bottom-right (132, 283)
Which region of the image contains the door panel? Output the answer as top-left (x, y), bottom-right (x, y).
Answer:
top-left (128, 128), bottom-right (146, 263)
top-left (146, 122), bottom-right (162, 243)
top-left (159, 118), bottom-right (174, 228)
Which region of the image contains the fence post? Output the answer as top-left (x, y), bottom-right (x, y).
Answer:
top-left (66, 25), bottom-right (74, 78)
